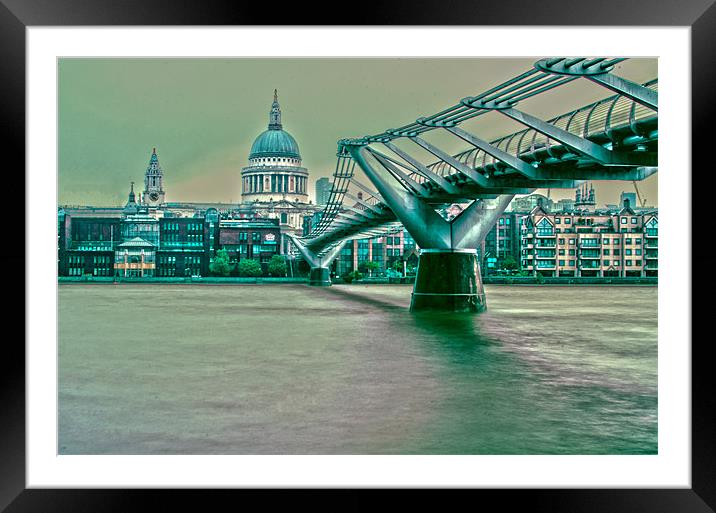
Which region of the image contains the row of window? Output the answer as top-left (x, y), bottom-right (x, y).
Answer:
top-left (163, 234), bottom-right (204, 242)
top-left (162, 223), bottom-right (203, 232)
top-left (524, 247), bottom-right (647, 258)
top-left (523, 259), bottom-right (646, 268)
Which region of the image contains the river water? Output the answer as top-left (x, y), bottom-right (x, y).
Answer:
top-left (58, 283), bottom-right (657, 455)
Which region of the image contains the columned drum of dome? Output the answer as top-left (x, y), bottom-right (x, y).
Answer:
top-left (241, 90), bottom-right (310, 204)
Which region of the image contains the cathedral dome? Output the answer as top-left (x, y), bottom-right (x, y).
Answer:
top-left (249, 128), bottom-right (301, 160)
top-left (248, 89), bottom-right (301, 160)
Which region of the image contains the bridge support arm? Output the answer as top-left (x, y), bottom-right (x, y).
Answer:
top-left (451, 194), bottom-right (515, 249)
top-left (348, 145), bottom-right (451, 249)
top-left (586, 73), bottom-right (657, 110)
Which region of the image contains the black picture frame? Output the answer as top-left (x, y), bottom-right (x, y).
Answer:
top-left (2, 1), bottom-right (711, 511)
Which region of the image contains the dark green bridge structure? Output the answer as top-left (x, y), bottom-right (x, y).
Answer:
top-left (289, 57), bottom-right (658, 313)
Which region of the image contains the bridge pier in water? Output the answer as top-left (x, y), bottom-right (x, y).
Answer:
top-left (288, 235), bottom-right (345, 287)
top-left (308, 266), bottom-right (331, 287)
top-left (411, 249), bottom-right (486, 313)
top-left (349, 145), bottom-right (513, 313)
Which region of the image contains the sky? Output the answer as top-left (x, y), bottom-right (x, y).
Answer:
top-left (58, 58), bottom-right (657, 207)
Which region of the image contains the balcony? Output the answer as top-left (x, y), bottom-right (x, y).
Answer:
top-left (579, 261), bottom-right (601, 269)
top-left (535, 232), bottom-right (556, 238)
top-left (535, 253), bottom-right (556, 259)
top-left (645, 263), bottom-right (659, 270)
top-left (645, 253), bottom-right (658, 260)
top-left (645, 231), bottom-right (658, 238)
top-left (645, 241), bottom-right (658, 248)
top-left (579, 240), bottom-right (600, 248)
top-left (535, 262), bottom-right (556, 269)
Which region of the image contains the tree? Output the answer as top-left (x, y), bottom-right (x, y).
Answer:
top-left (392, 259), bottom-right (404, 275)
top-left (502, 255), bottom-right (519, 271)
top-left (267, 255), bottom-right (287, 277)
top-left (365, 261), bottom-right (381, 277)
top-left (209, 249), bottom-right (232, 277)
top-left (341, 270), bottom-right (363, 283)
top-left (238, 258), bottom-right (263, 277)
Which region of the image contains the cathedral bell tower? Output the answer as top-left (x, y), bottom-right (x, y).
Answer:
top-left (142, 147), bottom-right (166, 207)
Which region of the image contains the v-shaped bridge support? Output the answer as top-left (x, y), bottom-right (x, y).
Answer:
top-left (287, 235), bottom-right (347, 286)
top-left (349, 145), bottom-right (515, 312)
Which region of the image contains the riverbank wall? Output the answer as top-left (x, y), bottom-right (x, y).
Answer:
top-left (59, 276), bottom-right (657, 286)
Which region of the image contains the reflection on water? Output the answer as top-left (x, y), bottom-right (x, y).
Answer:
top-left (59, 283), bottom-right (657, 455)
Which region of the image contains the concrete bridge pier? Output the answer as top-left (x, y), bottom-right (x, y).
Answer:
top-left (349, 144), bottom-right (513, 313)
top-left (308, 266), bottom-right (332, 287)
top-left (288, 235), bottom-right (346, 287)
top-left (411, 249), bottom-right (485, 312)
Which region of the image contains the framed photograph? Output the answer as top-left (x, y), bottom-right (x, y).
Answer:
top-left (5, 0), bottom-right (711, 511)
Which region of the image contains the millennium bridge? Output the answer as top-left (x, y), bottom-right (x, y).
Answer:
top-left (289, 57), bottom-right (658, 313)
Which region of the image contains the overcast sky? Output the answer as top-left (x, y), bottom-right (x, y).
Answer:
top-left (58, 57), bottom-right (657, 207)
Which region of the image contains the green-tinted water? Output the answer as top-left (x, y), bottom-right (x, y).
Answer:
top-left (58, 283), bottom-right (657, 454)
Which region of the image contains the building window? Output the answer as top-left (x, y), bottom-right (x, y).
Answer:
top-left (621, 217), bottom-right (627, 224)
top-left (568, 239), bottom-right (575, 245)
top-left (603, 249), bottom-right (610, 256)
top-left (559, 260), bottom-right (565, 266)
top-left (626, 260), bottom-right (632, 266)
top-left (631, 217), bottom-right (638, 224)
top-left (604, 260), bottom-right (610, 266)
top-left (565, 218), bottom-right (571, 224)
top-left (603, 238), bottom-right (609, 244)
top-left (536, 219), bottom-right (554, 236)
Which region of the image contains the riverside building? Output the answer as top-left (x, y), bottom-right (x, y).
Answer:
top-left (518, 199), bottom-right (658, 278)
